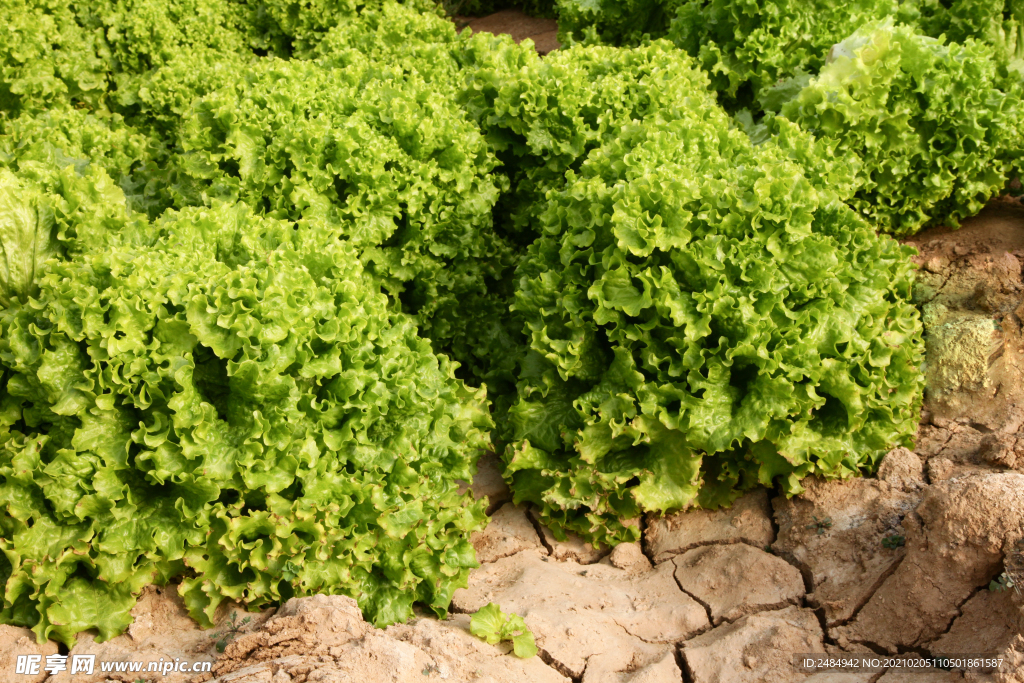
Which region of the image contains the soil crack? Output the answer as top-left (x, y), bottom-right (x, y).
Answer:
top-left (671, 570), bottom-right (714, 628)
top-left (827, 552), bottom-right (907, 630)
top-left (609, 617), bottom-right (661, 646)
top-left (927, 576), bottom-right (998, 642)
top-left (675, 645), bottom-right (693, 683)
top-left (774, 549), bottom-right (815, 596)
top-left (538, 647), bottom-right (582, 683)
top-left (650, 538), bottom-right (780, 565)
top-left (526, 506), bottom-right (555, 556)
top-left (812, 607), bottom-right (836, 646)
top-left (638, 514), bottom-right (659, 566)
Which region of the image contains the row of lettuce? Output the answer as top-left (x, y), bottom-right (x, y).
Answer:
top-left (0, 0), bottom-right (1017, 644)
top-left (549, 0), bottom-right (1024, 236)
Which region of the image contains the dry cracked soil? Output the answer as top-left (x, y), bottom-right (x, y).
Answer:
top-left (3, 16), bottom-right (1024, 683)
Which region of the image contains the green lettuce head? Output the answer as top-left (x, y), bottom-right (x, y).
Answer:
top-left (503, 44), bottom-right (924, 546)
top-left (0, 199), bottom-right (492, 645)
top-left (666, 0), bottom-right (907, 112)
top-left (775, 20), bottom-right (1024, 236)
top-left (553, 0), bottom-right (909, 112)
top-left (139, 50), bottom-right (519, 387)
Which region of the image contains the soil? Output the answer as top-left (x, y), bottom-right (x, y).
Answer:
top-left (456, 10), bottom-right (560, 54)
top-left (1, 16), bottom-right (1023, 683)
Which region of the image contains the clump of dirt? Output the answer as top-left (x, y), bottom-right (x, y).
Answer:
top-left (906, 201), bottom-right (1024, 432)
top-left (672, 544), bottom-right (805, 625)
top-left (924, 308), bottom-right (1002, 399)
top-left (201, 594), bottom-right (568, 683)
top-left (0, 627), bottom-right (56, 683)
top-left (644, 489), bottom-right (775, 564)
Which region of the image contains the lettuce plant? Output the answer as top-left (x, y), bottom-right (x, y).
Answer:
top-left (470, 602), bottom-right (537, 658)
top-left (555, 0), bottom-right (677, 47)
top-left (554, 0), bottom-right (907, 112)
top-left (0, 0), bottom-right (438, 118)
top-left (666, 0), bottom-right (907, 111)
top-left (917, 0), bottom-right (1019, 45)
top-left (0, 105), bottom-right (166, 225)
top-left (0, 0), bottom-right (251, 117)
top-left (231, 0), bottom-right (439, 57)
top-left (132, 47), bottom-right (518, 386)
top-left (0, 162), bottom-right (491, 644)
top-left (501, 44), bottom-right (924, 545)
top-left (461, 41), bottom-right (711, 239)
top-left (311, 1), bottom-right (468, 67)
top-left (775, 20), bottom-right (1024, 236)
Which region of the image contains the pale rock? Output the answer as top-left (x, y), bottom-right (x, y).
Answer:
top-left (672, 544), bottom-right (804, 625)
top-left (453, 549), bottom-right (708, 678)
top-left (601, 542), bottom-right (653, 574)
top-left (472, 503), bottom-right (545, 563)
top-left (928, 456), bottom-right (958, 482)
top-left (877, 448), bottom-right (926, 491)
top-left (213, 595), bottom-right (368, 670)
top-left (644, 489), bottom-right (775, 564)
top-left (681, 606), bottom-right (825, 683)
top-left (772, 477), bottom-right (920, 627)
top-left (978, 433), bottom-right (1022, 470)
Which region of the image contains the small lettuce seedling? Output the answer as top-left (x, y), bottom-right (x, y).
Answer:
top-left (881, 533), bottom-right (905, 549)
top-left (469, 603), bottom-right (538, 658)
top-left (807, 516), bottom-right (834, 536)
top-left (989, 573), bottom-right (1016, 592)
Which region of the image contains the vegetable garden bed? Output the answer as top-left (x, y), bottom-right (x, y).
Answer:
top-left (0, 1), bottom-right (1023, 680)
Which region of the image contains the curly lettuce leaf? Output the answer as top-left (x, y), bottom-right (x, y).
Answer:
top-left (0, 170), bottom-right (57, 308)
